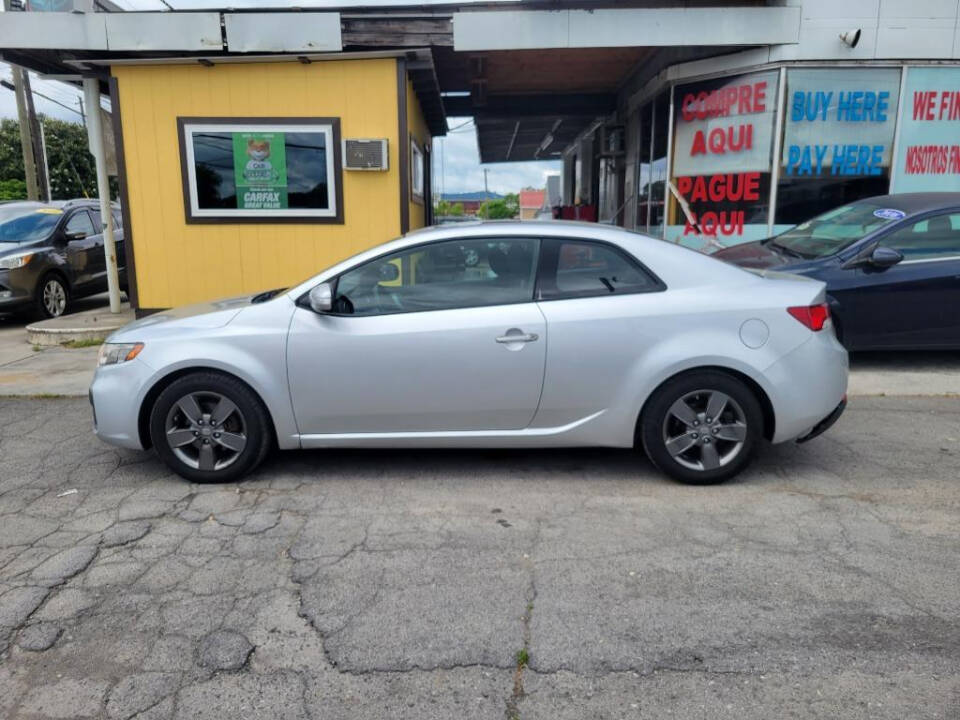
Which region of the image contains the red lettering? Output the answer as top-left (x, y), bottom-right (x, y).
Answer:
top-left (690, 130), bottom-right (707, 156)
top-left (753, 82), bottom-right (767, 113)
top-left (744, 172), bottom-right (759, 201)
top-left (677, 176), bottom-right (693, 195)
top-left (708, 128), bottom-right (726, 154)
top-left (682, 93), bottom-right (697, 122)
top-left (738, 85), bottom-right (751, 114)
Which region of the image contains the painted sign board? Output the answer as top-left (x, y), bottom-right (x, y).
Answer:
top-left (667, 70), bottom-right (779, 248)
top-left (781, 68), bottom-right (900, 179)
top-left (892, 67), bottom-right (960, 193)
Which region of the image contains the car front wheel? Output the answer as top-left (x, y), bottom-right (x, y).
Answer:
top-left (640, 370), bottom-right (763, 485)
top-left (149, 372), bottom-right (272, 483)
top-left (37, 274), bottom-right (69, 319)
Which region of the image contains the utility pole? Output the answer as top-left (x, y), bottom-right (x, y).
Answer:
top-left (22, 71), bottom-right (50, 201)
top-left (77, 95), bottom-right (86, 125)
top-left (483, 168), bottom-right (489, 201)
top-left (9, 65), bottom-right (39, 200)
top-left (83, 78), bottom-right (122, 314)
top-left (3, 0), bottom-right (46, 201)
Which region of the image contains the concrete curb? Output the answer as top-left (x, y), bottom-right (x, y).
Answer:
top-left (25, 305), bottom-right (135, 346)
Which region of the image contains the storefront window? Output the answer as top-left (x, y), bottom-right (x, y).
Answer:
top-left (892, 66), bottom-right (960, 193)
top-left (649, 91), bottom-right (670, 237)
top-left (775, 68), bottom-right (900, 228)
top-left (635, 101), bottom-right (652, 231)
top-left (667, 71), bottom-right (779, 249)
top-left (179, 118), bottom-right (342, 222)
top-left (411, 137), bottom-right (425, 202)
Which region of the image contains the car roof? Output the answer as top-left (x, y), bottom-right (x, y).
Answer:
top-left (287, 219), bottom-right (756, 300)
top-left (855, 193), bottom-right (960, 213)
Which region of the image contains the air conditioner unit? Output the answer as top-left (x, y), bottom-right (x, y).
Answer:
top-left (343, 139), bottom-right (389, 171)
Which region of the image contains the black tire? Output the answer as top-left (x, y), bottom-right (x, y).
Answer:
top-left (640, 370), bottom-right (764, 485)
top-left (149, 371), bottom-right (272, 483)
top-left (35, 273), bottom-right (70, 319)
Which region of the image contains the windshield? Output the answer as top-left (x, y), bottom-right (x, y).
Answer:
top-left (770, 203), bottom-right (902, 259)
top-left (0, 207), bottom-right (62, 244)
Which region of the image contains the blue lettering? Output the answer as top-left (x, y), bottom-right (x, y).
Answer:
top-left (876, 91), bottom-right (889, 122)
top-left (831, 145), bottom-right (845, 175)
top-left (790, 92), bottom-right (804, 122)
top-left (870, 145), bottom-right (884, 175)
top-left (786, 145), bottom-right (801, 175)
top-left (814, 145), bottom-right (828, 175)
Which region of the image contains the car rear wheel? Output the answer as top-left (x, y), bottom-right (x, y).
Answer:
top-left (640, 370), bottom-right (763, 485)
top-left (36, 274), bottom-right (69, 319)
top-left (149, 372), bottom-right (271, 483)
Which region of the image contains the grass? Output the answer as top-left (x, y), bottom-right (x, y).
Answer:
top-left (32, 344), bottom-right (43, 352)
top-left (515, 648), bottom-right (529, 668)
top-left (61, 338), bottom-right (103, 349)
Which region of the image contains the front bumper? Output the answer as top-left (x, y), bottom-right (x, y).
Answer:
top-left (796, 396), bottom-right (847, 443)
top-left (89, 356), bottom-right (156, 450)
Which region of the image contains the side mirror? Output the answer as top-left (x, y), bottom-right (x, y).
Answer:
top-left (869, 246), bottom-right (903, 268)
top-left (379, 263), bottom-right (399, 282)
top-left (308, 282), bottom-right (333, 313)
top-left (65, 230), bottom-right (87, 241)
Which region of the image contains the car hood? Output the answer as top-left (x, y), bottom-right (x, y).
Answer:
top-left (0, 242), bottom-right (24, 256)
top-left (109, 294), bottom-right (255, 340)
top-left (713, 240), bottom-right (827, 274)
top-left (712, 240), bottom-right (791, 269)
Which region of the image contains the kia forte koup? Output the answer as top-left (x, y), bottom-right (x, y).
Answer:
top-left (90, 221), bottom-right (848, 485)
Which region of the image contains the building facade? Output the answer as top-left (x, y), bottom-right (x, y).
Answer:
top-left (2, 1), bottom-right (959, 309)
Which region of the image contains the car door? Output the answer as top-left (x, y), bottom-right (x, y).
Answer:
top-left (62, 210), bottom-right (99, 289)
top-left (835, 212), bottom-right (960, 349)
top-left (531, 237), bottom-right (666, 429)
top-left (86, 209), bottom-right (109, 289)
top-left (286, 236), bottom-right (546, 435)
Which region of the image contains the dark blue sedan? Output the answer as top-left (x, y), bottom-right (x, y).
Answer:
top-left (714, 193), bottom-right (960, 351)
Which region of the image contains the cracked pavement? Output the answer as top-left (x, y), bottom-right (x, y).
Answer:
top-left (0, 396), bottom-right (958, 719)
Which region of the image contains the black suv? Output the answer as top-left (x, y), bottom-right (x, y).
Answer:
top-left (0, 199), bottom-right (126, 318)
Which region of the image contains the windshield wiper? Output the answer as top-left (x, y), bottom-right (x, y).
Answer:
top-left (767, 240), bottom-right (808, 260)
top-left (251, 288), bottom-right (286, 303)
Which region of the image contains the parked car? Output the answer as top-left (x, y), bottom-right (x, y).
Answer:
top-left (0, 199), bottom-right (125, 319)
top-left (714, 193), bottom-right (960, 351)
top-left (89, 221), bottom-right (847, 485)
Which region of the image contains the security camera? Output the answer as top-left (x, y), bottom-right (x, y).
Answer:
top-left (839, 29), bottom-right (861, 48)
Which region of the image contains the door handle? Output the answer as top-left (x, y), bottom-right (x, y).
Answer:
top-left (496, 332), bottom-right (539, 344)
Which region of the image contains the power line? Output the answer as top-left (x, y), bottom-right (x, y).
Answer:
top-left (0, 79), bottom-right (84, 118)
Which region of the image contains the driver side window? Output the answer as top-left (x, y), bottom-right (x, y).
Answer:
top-left (882, 213), bottom-right (960, 261)
top-left (65, 211), bottom-right (95, 238)
top-left (333, 238), bottom-right (539, 316)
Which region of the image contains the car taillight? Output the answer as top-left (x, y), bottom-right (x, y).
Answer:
top-left (787, 303), bottom-right (830, 331)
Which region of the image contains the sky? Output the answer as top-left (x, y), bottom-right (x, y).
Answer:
top-left (0, 0), bottom-right (559, 196)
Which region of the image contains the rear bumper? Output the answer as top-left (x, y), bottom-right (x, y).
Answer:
top-left (796, 396), bottom-right (846, 443)
top-left (764, 329), bottom-right (849, 443)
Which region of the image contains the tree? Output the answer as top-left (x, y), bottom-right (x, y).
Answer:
top-left (0, 117), bottom-right (118, 201)
top-left (434, 199), bottom-right (464, 216)
top-left (477, 192), bottom-right (519, 220)
top-left (0, 178), bottom-right (26, 200)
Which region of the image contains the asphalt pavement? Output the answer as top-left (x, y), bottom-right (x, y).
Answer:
top-left (0, 395), bottom-right (957, 719)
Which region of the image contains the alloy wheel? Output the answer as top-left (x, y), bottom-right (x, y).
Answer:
top-left (662, 389), bottom-right (748, 472)
top-left (42, 279), bottom-right (66, 317)
top-left (164, 391), bottom-right (248, 472)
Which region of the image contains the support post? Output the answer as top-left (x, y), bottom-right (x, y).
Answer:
top-left (83, 78), bottom-right (121, 314)
top-left (11, 67), bottom-right (39, 201)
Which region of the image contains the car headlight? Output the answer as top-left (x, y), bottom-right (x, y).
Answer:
top-left (97, 342), bottom-right (144, 367)
top-left (0, 253), bottom-right (33, 270)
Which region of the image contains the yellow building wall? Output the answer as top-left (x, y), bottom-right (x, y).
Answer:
top-left (112, 58), bottom-right (402, 309)
top-left (406, 77), bottom-right (430, 230)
